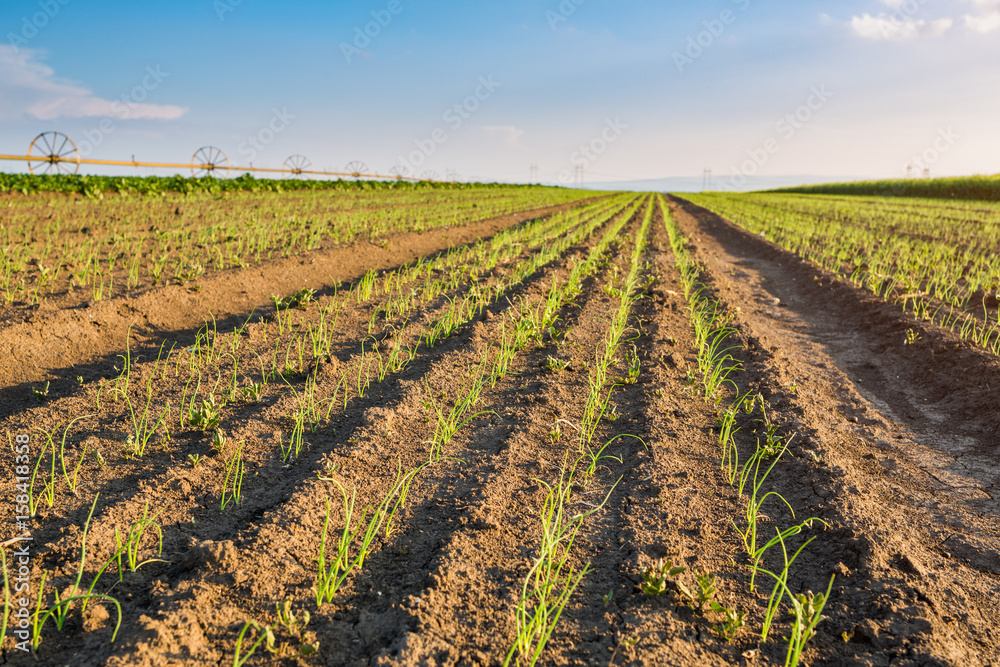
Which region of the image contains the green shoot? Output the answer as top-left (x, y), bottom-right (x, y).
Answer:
top-left (31, 380), bottom-right (50, 402)
top-left (314, 464), bottom-right (429, 606)
top-left (114, 503), bottom-right (168, 577)
top-left (505, 456), bottom-right (619, 667)
top-left (221, 442), bottom-right (246, 510)
top-left (233, 621), bottom-right (277, 666)
top-left (31, 495), bottom-right (123, 649)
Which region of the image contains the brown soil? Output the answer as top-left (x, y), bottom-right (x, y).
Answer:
top-left (1, 192), bottom-right (998, 666)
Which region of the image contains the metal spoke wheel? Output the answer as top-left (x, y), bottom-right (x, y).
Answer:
top-left (191, 146), bottom-right (230, 178)
top-left (388, 165), bottom-right (410, 180)
top-left (283, 154), bottom-right (311, 178)
top-left (345, 161), bottom-right (369, 178)
top-left (27, 131), bottom-right (80, 175)
top-left (419, 170), bottom-right (439, 181)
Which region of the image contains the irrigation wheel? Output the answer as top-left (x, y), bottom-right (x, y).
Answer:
top-left (191, 146), bottom-right (230, 178)
top-left (388, 165), bottom-right (410, 180)
top-left (419, 170), bottom-right (439, 181)
top-left (345, 161), bottom-right (369, 178)
top-left (27, 131), bottom-right (80, 175)
top-left (283, 154), bottom-right (311, 178)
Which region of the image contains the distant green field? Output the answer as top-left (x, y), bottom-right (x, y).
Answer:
top-left (768, 175), bottom-right (1000, 201)
top-left (0, 172), bottom-right (525, 197)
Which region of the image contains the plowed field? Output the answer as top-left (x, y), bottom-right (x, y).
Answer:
top-left (1, 188), bottom-right (997, 666)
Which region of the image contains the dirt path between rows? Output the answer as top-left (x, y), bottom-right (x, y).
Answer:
top-left (0, 199), bottom-right (603, 410)
top-left (672, 195), bottom-right (1000, 664)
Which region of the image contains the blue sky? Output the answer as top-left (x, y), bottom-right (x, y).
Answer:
top-left (1, 0), bottom-right (998, 189)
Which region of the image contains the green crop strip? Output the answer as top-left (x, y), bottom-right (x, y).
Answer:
top-left (770, 174), bottom-right (1000, 201)
top-left (502, 197), bottom-right (655, 666)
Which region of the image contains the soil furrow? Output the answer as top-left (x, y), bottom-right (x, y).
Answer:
top-left (670, 195), bottom-right (1000, 664)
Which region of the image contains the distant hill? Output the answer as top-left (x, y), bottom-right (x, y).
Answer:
top-left (567, 175), bottom-right (859, 193)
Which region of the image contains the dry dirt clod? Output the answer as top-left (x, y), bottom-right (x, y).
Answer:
top-left (82, 602), bottom-right (111, 632)
top-left (184, 539), bottom-right (239, 571)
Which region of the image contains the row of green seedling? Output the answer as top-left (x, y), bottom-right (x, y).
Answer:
top-left (660, 193), bottom-right (832, 667)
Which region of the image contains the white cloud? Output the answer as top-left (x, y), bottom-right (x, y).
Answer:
top-left (482, 125), bottom-right (525, 148)
top-left (964, 0), bottom-right (1000, 32)
top-left (844, 0), bottom-right (1000, 39)
top-left (850, 13), bottom-right (954, 40)
top-left (0, 46), bottom-right (188, 121)
top-left (964, 11), bottom-right (1000, 30)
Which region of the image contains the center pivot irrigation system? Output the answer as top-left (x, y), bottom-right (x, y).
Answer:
top-left (0, 131), bottom-right (455, 182)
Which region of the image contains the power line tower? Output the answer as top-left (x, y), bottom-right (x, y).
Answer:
top-left (529, 163), bottom-right (538, 183)
top-left (573, 165), bottom-right (584, 185)
top-left (702, 168), bottom-right (712, 190)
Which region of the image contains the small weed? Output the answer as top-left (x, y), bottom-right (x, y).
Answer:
top-left (242, 382), bottom-right (264, 403)
top-left (677, 568), bottom-right (717, 613)
top-left (710, 603), bottom-right (747, 642)
top-left (781, 578), bottom-right (835, 667)
top-left (544, 355), bottom-right (570, 373)
top-left (31, 380), bottom-right (50, 402)
top-left (549, 423), bottom-right (562, 443)
top-left (620, 344), bottom-right (640, 384)
top-left (212, 429), bottom-right (227, 453)
top-left (640, 558), bottom-right (686, 596)
top-left (189, 396), bottom-right (221, 431)
top-left (273, 597), bottom-right (320, 657)
top-left (188, 453), bottom-right (204, 467)
top-left (271, 288), bottom-right (316, 311)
